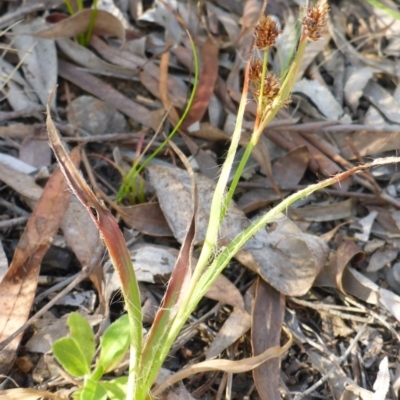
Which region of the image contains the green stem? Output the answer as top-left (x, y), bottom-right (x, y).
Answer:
top-left (139, 50), bottom-right (252, 396)
top-left (223, 38), bottom-right (307, 216)
top-left (85, 0), bottom-right (98, 45)
top-left (223, 51), bottom-right (268, 218)
top-left (117, 35), bottom-right (199, 203)
top-left (64, 0), bottom-right (75, 15)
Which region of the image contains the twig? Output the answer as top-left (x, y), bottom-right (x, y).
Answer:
top-left (0, 216), bottom-right (29, 229)
top-left (293, 323), bottom-right (370, 400)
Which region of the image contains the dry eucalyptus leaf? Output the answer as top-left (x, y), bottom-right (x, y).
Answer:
top-left (366, 248), bottom-right (398, 272)
top-left (344, 67), bottom-right (376, 112)
top-left (13, 18), bottom-right (58, 107)
top-left (146, 164), bottom-right (248, 245)
top-left (293, 79), bottom-right (349, 120)
top-left (236, 215), bottom-right (329, 296)
top-left (364, 80), bottom-right (400, 125)
top-left (0, 240), bottom-right (8, 283)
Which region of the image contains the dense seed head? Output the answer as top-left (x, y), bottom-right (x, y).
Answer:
top-left (254, 15), bottom-right (280, 50)
top-left (249, 59), bottom-right (263, 81)
top-left (302, 3), bottom-right (329, 41)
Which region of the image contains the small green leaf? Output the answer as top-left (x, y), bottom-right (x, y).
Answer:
top-left (90, 364), bottom-right (104, 381)
top-left (52, 338), bottom-right (90, 377)
top-left (73, 388), bottom-right (83, 400)
top-left (67, 312), bottom-right (96, 368)
top-left (100, 376), bottom-right (128, 400)
top-left (80, 379), bottom-right (108, 400)
top-left (98, 314), bottom-right (130, 373)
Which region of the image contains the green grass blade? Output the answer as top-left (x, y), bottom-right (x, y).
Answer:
top-left (117, 33), bottom-right (199, 203)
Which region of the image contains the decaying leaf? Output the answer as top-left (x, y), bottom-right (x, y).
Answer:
top-left (252, 279), bottom-right (285, 400)
top-left (12, 18), bottom-right (58, 107)
top-left (36, 9), bottom-right (125, 45)
top-left (0, 149), bottom-right (80, 374)
top-left (236, 215), bottom-right (329, 296)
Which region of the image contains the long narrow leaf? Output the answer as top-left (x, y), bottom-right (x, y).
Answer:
top-left (45, 87), bottom-right (142, 399)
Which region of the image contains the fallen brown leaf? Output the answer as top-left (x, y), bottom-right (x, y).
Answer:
top-left (58, 59), bottom-right (152, 127)
top-left (182, 37), bottom-right (219, 129)
top-left (36, 9), bottom-right (125, 45)
top-left (0, 148), bottom-right (80, 374)
top-left (119, 203), bottom-right (173, 237)
top-left (252, 279), bottom-right (285, 400)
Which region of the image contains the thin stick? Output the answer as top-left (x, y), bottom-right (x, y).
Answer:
top-left (293, 323), bottom-right (370, 400)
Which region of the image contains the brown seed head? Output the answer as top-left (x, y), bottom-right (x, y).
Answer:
top-left (254, 15), bottom-right (280, 50)
top-left (254, 74), bottom-right (281, 104)
top-left (249, 59), bottom-right (263, 81)
top-left (302, 3), bottom-right (329, 41)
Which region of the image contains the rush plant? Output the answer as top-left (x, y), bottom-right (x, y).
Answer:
top-left (47, 2), bottom-right (399, 399)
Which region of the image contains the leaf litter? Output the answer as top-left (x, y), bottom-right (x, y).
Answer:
top-left (1, 0), bottom-right (400, 398)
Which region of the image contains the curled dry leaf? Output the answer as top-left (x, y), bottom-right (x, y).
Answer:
top-left (152, 328), bottom-right (292, 397)
top-left (35, 9), bottom-right (125, 45)
top-left (314, 240), bottom-right (364, 293)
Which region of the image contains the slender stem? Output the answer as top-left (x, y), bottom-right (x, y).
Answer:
top-left (64, 0), bottom-right (75, 15)
top-left (141, 50), bottom-right (252, 394)
top-left (85, 0), bottom-right (98, 46)
top-left (255, 51), bottom-right (269, 129)
top-left (223, 51), bottom-right (268, 217)
top-left (117, 34), bottom-right (199, 203)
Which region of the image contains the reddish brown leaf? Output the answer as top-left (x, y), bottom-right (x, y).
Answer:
top-left (0, 148), bottom-right (80, 374)
top-left (159, 46), bottom-right (181, 126)
top-left (35, 9), bottom-right (125, 44)
top-left (141, 140), bottom-right (198, 372)
top-left (58, 59), bottom-right (152, 127)
top-left (252, 278), bottom-right (285, 400)
top-left (314, 240), bottom-right (364, 293)
top-left (182, 37), bottom-right (219, 129)
top-left (119, 203), bottom-right (173, 237)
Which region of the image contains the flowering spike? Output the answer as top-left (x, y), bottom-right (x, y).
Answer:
top-left (249, 59), bottom-right (263, 82)
top-left (254, 15), bottom-right (280, 50)
top-left (302, 3), bottom-right (329, 41)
